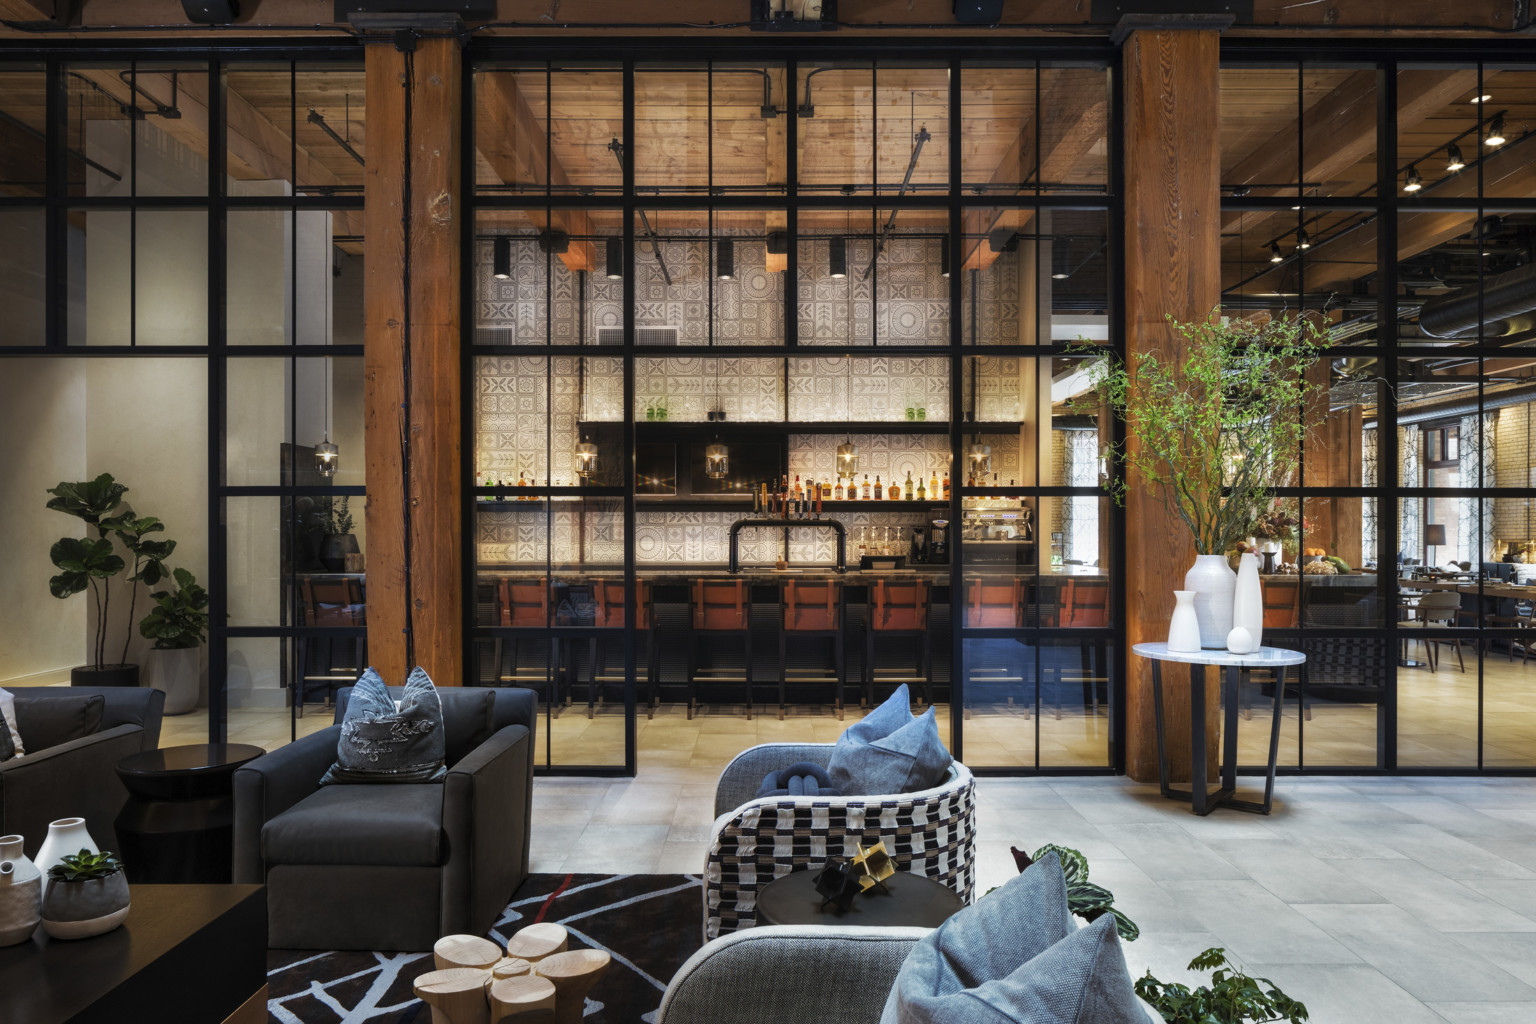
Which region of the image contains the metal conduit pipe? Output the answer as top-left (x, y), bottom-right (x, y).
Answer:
top-left (1419, 262), bottom-right (1536, 339)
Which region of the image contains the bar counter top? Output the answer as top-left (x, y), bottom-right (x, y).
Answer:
top-left (477, 565), bottom-right (1107, 581)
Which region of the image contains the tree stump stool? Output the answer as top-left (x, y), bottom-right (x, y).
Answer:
top-left (414, 967), bottom-right (493, 1024)
top-left (534, 949), bottom-right (611, 1024)
top-left (504, 922), bottom-right (568, 963)
top-left (489, 974), bottom-right (557, 1024)
top-left (434, 934), bottom-right (504, 971)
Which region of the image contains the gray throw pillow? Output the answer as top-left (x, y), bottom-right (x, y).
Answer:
top-left (828, 684), bottom-right (953, 796)
top-left (13, 694), bottom-right (105, 752)
top-left (320, 667), bottom-right (447, 785)
top-left (883, 853), bottom-right (1147, 1024)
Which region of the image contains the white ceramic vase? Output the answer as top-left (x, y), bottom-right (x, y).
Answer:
top-left (1231, 552), bottom-right (1264, 652)
top-left (148, 647), bottom-right (201, 715)
top-left (1166, 591), bottom-right (1203, 653)
top-left (33, 818), bottom-right (98, 876)
top-left (0, 835), bottom-right (41, 946)
top-left (1185, 554), bottom-right (1237, 649)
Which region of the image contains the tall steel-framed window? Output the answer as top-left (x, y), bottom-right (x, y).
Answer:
top-left (461, 42), bottom-right (1124, 776)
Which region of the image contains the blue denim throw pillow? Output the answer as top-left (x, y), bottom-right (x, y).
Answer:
top-left (882, 852), bottom-right (1148, 1024)
top-left (756, 761), bottom-right (840, 799)
top-left (827, 684), bottom-right (953, 796)
top-left (320, 666), bottom-right (447, 784)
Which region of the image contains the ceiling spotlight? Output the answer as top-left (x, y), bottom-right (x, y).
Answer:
top-left (1445, 144), bottom-right (1465, 172)
top-left (1290, 204), bottom-right (1302, 211)
top-left (829, 237), bottom-right (847, 279)
top-left (1270, 243), bottom-right (1284, 263)
top-left (492, 236), bottom-right (511, 280)
top-left (1403, 166), bottom-right (1423, 192)
top-left (716, 237), bottom-right (735, 281)
top-left (605, 238), bottom-right (622, 280)
top-left (1486, 115), bottom-right (1506, 148)
top-left (1296, 230), bottom-right (1312, 251)
top-left (1470, 94), bottom-right (1492, 104)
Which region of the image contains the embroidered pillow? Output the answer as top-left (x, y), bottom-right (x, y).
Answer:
top-left (320, 667), bottom-right (447, 785)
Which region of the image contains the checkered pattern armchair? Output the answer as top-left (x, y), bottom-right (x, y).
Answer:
top-left (703, 742), bottom-right (976, 942)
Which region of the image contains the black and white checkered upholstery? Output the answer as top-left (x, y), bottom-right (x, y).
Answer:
top-left (703, 743), bottom-right (976, 941)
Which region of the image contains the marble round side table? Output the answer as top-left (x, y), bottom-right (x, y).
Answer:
top-left (1132, 643), bottom-right (1306, 816)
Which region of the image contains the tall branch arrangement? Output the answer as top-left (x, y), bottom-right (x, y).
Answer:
top-left (1076, 312), bottom-right (1328, 556)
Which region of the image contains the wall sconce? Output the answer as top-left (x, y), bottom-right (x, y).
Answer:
top-left (829, 236), bottom-right (847, 279)
top-left (605, 237), bottom-right (622, 280)
top-left (575, 439), bottom-right (599, 481)
top-left (493, 236), bottom-right (512, 279)
top-left (705, 442), bottom-right (730, 480)
top-left (968, 441), bottom-right (992, 477)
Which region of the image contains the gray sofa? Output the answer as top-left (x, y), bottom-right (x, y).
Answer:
top-left (233, 684), bottom-right (536, 952)
top-left (0, 685), bottom-right (165, 857)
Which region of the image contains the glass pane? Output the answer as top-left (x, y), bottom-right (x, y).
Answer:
top-left (787, 355), bottom-right (949, 423)
top-left (1221, 65), bottom-right (1300, 201)
top-left (137, 208), bottom-right (208, 345)
top-left (1305, 64), bottom-right (1376, 199)
top-left (635, 65), bottom-right (788, 196)
top-left (131, 64), bottom-right (209, 197)
top-left (798, 63), bottom-right (874, 193)
top-left (1039, 636), bottom-right (1111, 767)
top-left (227, 356), bottom-right (364, 488)
top-left (67, 63), bottom-right (133, 198)
top-left (1038, 67), bottom-right (1109, 194)
top-left (961, 62), bottom-right (1034, 196)
top-left (476, 354), bottom-right (624, 488)
top-left (227, 495), bottom-right (285, 627)
top-left (476, 213), bottom-right (613, 347)
top-left (1396, 66), bottom-right (1476, 203)
top-left (961, 207), bottom-right (1034, 346)
top-left (1300, 497), bottom-right (1380, 627)
top-left (961, 636), bottom-right (1037, 768)
top-left (1301, 635), bottom-right (1384, 767)
top-left (475, 65), bottom-right (622, 196)
top-left (225, 64), bottom-right (294, 193)
top-left (227, 636), bottom-right (338, 751)
top-left (227, 208), bottom-right (349, 346)
top-left (0, 69), bottom-right (47, 195)
top-left (636, 356), bottom-right (782, 424)
top-left (295, 65), bottom-right (366, 197)
top-left (1474, 67), bottom-right (1534, 201)
top-left (875, 64), bottom-right (948, 196)
top-left (797, 207), bottom-right (948, 346)
top-left (0, 208), bottom-right (45, 346)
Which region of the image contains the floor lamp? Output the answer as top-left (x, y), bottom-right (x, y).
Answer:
top-left (1425, 523), bottom-right (1446, 570)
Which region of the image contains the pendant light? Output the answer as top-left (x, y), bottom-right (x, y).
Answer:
top-left (492, 235), bottom-right (512, 280)
top-left (828, 236), bottom-right (847, 279)
top-left (705, 355), bottom-right (729, 478)
top-left (939, 235), bottom-right (950, 278)
top-left (605, 237), bottom-right (623, 280)
top-left (1051, 238), bottom-right (1071, 280)
top-left (1402, 166), bottom-right (1423, 193)
top-left (315, 356), bottom-right (339, 478)
top-left (1445, 144), bottom-right (1466, 172)
top-left (574, 354), bottom-right (599, 481)
top-left (966, 355), bottom-right (989, 477)
top-left (716, 237), bottom-right (735, 281)
top-left (1269, 243), bottom-right (1283, 263)
top-left (1486, 115), bottom-right (1506, 148)
top-left (1296, 229), bottom-right (1312, 251)
top-left (836, 354), bottom-right (859, 476)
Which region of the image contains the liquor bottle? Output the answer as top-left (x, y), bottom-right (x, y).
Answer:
top-left (889, 477), bottom-right (901, 500)
top-left (943, 471), bottom-right (950, 500)
top-left (494, 476), bottom-right (505, 502)
top-left (835, 477), bottom-right (844, 501)
top-left (814, 481), bottom-right (823, 519)
top-left (873, 475), bottom-right (881, 502)
top-left (916, 474), bottom-right (926, 501)
top-left (794, 475), bottom-right (803, 504)
top-left (930, 469), bottom-right (940, 501)
top-left (862, 474), bottom-right (871, 501)
top-left (857, 526), bottom-right (868, 559)
top-left (904, 471), bottom-right (914, 501)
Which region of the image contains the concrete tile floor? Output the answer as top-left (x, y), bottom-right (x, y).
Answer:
top-left (529, 772), bottom-right (1536, 1024)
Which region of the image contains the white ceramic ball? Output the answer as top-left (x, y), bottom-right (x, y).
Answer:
top-left (1225, 626), bottom-right (1256, 654)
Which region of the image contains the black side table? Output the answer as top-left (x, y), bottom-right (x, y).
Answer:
top-left (114, 743), bottom-right (265, 884)
top-left (757, 869), bottom-right (964, 928)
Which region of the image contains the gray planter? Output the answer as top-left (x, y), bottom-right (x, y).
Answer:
top-left (320, 533), bottom-right (360, 572)
top-left (70, 663), bottom-right (139, 687)
top-left (41, 872), bottom-right (129, 940)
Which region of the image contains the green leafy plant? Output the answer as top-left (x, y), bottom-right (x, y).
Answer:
top-left (138, 567), bottom-right (210, 650)
top-left (1071, 313), bottom-right (1328, 554)
top-left (1012, 843), bottom-right (1140, 941)
top-left (46, 849), bottom-right (124, 883)
top-left (319, 495), bottom-right (354, 536)
top-left (47, 473), bottom-right (178, 670)
top-left (1136, 947), bottom-right (1308, 1024)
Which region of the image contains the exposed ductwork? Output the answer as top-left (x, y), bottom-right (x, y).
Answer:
top-left (1418, 261), bottom-right (1536, 339)
top-left (1365, 382), bottom-right (1536, 429)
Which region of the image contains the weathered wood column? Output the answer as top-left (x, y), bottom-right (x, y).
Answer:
top-left (1120, 22), bottom-right (1224, 781)
top-left (363, 34), bottom-right (463, 683)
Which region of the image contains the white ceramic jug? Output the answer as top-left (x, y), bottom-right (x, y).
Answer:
top-left (0, 834), bottom-right (41, 946)
top-left (33, 818), bottom-right (98, 876)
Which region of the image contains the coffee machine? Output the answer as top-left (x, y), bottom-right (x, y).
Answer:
top-left (928, 519), bottom-right (949, 564)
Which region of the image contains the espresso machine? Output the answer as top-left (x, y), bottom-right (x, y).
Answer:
top-left (928, 519), bottom-right (949, 563)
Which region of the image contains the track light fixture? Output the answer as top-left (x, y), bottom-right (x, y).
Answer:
top-left (829, 237), bottom-right (847, 279)
top-left (940, 237), bottom-right (950, 278)
top-left (605, 238), bottom-right (622, 280)
top-left (716, 237), bottom-right (735, 281)
top-left (492, 236), bottom-right (511, 280)
top-left (1270, 243), bottom-right (1283, 264)
top-left (1403, 166), bottom-right (1423, 192)
top-left (1445, 144), bottom-right (1465, 172)
top-left (1296, 230), bottom-right (1311, 251)
top-left (1486, 115), bottom-right (1506, 148)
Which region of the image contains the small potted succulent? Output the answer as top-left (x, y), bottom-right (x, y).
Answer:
top-left (41, 849), bottom-right (130, 940)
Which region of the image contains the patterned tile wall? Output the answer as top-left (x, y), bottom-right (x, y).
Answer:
top-left (634, 356), bottom-right (784, 422)
top-left (475, 355), bottom-right (624, 482)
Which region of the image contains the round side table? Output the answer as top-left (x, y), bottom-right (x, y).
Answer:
top-left (757, 869), bottom-right (963, 928)
top-left (114, 743), bottom-right (266, 883)
top-left (1132, 643), bottom-right (1305, 817)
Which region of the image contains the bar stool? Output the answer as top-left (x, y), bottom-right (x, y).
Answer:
top-left (865, 578), bottom-right (932, 709)
top-left (1057, 579), bottom-right (1109, 719)
top-left (962, 578), bottom-right (1026, 719)
top-left (497, 577), bottom-right (567, 714)
top-left (297, 577), bottom-right (367, 714)
top-left (779, 580), bottom-right (846, 720)
top-left (688, 578), bottom-right (755, 719)
top-left (585, 579), bottom-right (659, 718)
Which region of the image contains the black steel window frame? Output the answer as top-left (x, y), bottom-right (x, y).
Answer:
top-left (460, 40), bottom-right (1126, 777)
top-left (1220, 41), bottom-right (1536, 775)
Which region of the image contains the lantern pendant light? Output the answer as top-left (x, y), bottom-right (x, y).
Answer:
top-left (705, 351), bottom-right (729, 479)
top-left (836, 354), bottom-right (858, 475)
top-left (574, 353), bottom-right (599, 481)
top-left (315, 356), bottom-right (339, 478)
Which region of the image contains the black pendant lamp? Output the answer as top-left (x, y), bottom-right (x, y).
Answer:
top-left (605, 237), bottom-right (623, 280)
top-left (492, 236), bottom-right (512, 280)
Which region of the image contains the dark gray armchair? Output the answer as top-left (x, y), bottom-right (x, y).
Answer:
top-left (233, 684), bottom-right (536, 952)
top-left (0, 686), bottom-right (165, 857)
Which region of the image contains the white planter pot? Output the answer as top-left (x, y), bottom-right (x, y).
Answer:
top-left (1184, 554), bottom-right (1237, 649)
top-left (148, 647), bottom-right (201, 716)
top-left (1231, 552), bottom-right (1264, 651)
top-left (1166, 590), bottom-right (1203, 653)
top-left (33, 818), bottom-right (98, 877)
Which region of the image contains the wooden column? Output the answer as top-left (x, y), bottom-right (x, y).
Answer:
top-left (363, 36), bottom-right (464, 684)
top-left (1122, 27), bottom-right (1223, 782)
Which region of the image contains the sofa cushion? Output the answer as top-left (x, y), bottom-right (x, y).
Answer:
top-left (0, 687), bottom-right (22, 760)
top-left (828, 685), bottom-right (952, 796)
top-left (262, 783), bottom-right (445, 867)
top-left (321, 667), bottom-right (448, 785)
top-left (756, 761), bottom-right (840, 799)
top-left (13, 693), bottom-right (105, 752)
top-left (882, 852), bottom-right (1145, 1024)
top-left (438, 690), bottom-right (497, 766)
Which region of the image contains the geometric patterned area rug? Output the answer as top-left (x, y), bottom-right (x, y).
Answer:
top-left (266, 874), bottom-right (705, 1023)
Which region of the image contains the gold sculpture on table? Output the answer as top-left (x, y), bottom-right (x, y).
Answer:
top-left (852, 841), bottom-right (895, 894)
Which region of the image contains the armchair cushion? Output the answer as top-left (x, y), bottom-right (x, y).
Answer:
top-left (14, 694), bottom-right (104, 752)
top-left (262, 783), bottom-right (444, 867)
top-left (322, 667), bottom-right (448, 785)
top-left (828, 685), bottom-right (952, 796)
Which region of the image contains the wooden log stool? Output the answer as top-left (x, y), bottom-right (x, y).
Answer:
top-left (489, 974), bottom-right (558, 1024)
top-left (504, 922), bottom-right (569, 963)
top-left (491, 957), bottom-right (534, 980)
top-left (414, 968), bottom-right (494, 1024)
top-left (534, 949), bottom-right (611, 1024)
top-left (434, 934), bottom-right (504, 971)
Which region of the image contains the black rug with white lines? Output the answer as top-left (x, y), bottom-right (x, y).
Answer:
top-left (266, 874), bottom-right (705, 1024)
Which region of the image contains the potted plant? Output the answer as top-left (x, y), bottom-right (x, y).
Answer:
top-left (40, 849), bottom-right (130, 940)
top-left (47, 474), bottom-right (176, 686)
top-left (137, 568), bottom-right (210, 715)
top-left (1136, 947), bottom-right (1308, 1023)
top-left (318, 495), bottom-right (359, 572)
top-left (1075, 313), bottom-right (1325, 647)
top-left (1009, 843), bottom-right (1140, 940)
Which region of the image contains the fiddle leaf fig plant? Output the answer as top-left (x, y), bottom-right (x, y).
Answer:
top-left (138, 567), bottom-right (210, 651)
top-left (47, 849), bottom-right (124, 884)
top-left (1136, 947), bottom-right (1309, 1024)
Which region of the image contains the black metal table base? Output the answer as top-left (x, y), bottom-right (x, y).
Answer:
top-left (1152, 661), bottom-right (1285, 816)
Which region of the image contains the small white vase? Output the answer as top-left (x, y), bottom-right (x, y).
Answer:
top-left (34, 818), bottom-right (98, 876)
top-left (1231, 552), bottom-right (1264, 651)
top-left (0, 835), bottom-right (41, 946)
top-left (148, 647), bottom-right (201, 715)
top-left (1226, 626), bottom-right (1258, 655)
top-left (1167, 591), bottom-right (1202, 653)
top-left (1185, 554), bottom-right (1237, 649)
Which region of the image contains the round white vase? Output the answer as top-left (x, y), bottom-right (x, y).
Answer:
top-left (1166, 591), bottom-right (1203, 653)
top-left (1185, 554), bottom-right (1237, 649)
top-left (148, 647), bottom-right (201, 715)
top-left (1231, 552), bottom-right (1265, 651)
top-left (0, 834), bottom-right (41, 946)
top-left (33, 818), bottom-right (98, 876)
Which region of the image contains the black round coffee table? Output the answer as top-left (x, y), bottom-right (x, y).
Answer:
top-left (114, 743), bottom-right (265, 884)
top-left (757, 869), bottom-right (964, 928)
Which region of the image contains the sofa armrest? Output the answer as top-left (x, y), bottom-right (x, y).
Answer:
top-left (714, 742), bottom-right (835, 818)
top-left (441, 722), bottom-right (533, 935)
top-left (0, 723), bottom-right (143, 857)
top-left (231, 726), bottom-right (340, 884)
top-left (658, 925), bottom-right (927, 1024)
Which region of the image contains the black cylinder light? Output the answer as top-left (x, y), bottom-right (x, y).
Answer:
top-left (829, 236), bottom-right (847, 279)
top-left (605, 237), bottom-right (623, 280)
top-left (492, 236), bottom-right (512, 280)
top-left (717, 237), bottom-right (734, 281)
